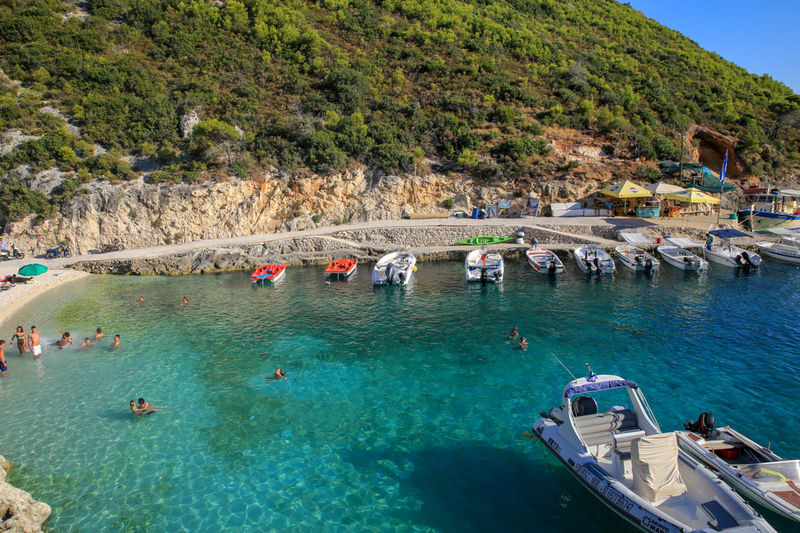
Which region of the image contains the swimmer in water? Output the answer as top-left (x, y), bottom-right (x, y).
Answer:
top-left (110, 334), bottom-right (121, 348)
top-left (54, 330), bottom-right (73, 348)
top-left (267, 368), bottom-right (287, 382)
top-left (517, 337), bottom-right (528, 349)
top-left (130, 400), bottom-right (142, 415)
top-left (507, 326), bottom-right (519, 339)
top-left (138, 397), bottom-right (168, 413)
top-left (95, 327), bottom-right (104, 339)
top-left (80, 337), bottom-right (92, 347)
top-left (182, 296), bottom-right (189, 305)
top-left (138, 296), bottom-right (144, 304)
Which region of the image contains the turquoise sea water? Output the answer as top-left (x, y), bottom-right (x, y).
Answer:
top-left (1, 260), bottom-right (800, 532)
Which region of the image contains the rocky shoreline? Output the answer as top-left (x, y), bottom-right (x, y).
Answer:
top-left (69, 222), bottom-right (723, 275)
top-left (0, 456), bottom-right (50, 532)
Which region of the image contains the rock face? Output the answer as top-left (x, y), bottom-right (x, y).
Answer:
top-left (687, 124), bottom-right (741, 177)
top-left (4, 169), bottom-right (512, 256)
top-left (0, 455), bottom-right (51, 533)
top-left (179, 110), bottom-right (200, 138)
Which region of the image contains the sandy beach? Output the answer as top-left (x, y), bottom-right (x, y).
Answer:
top-left (0, 270), bottom-right (90, 326)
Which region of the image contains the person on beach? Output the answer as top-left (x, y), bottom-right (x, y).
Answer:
top-left (138, 296), bottom-right (144, 304)
top-left (530, 236), bottom-right (538, 248)
top-left (28, 326), bottom-right (41, 358)
top-left (182, 297), bottom-right (189, 305)
top-left (11, 325), bottom-right (27, 354)
top-left (517, 337), bottom-right (528, 349)
top-left (507, 326), bottom-right (519, 340)
top-left (54, 330), bottom-right (73, 348)
top-left (138, 398), bottom-right (168, 413)
top-left (95, 328), bottom-right (104, 339)
top-left (268, 368), bottom-right (287, 382)
top-left (80, 337), bottom-right (92, 347)
top-left (111, 334), bottom-right (121, 348)
top-left (129, 400), bottom-right (142, 415)
top-left (0, 340), bottom-right (7, 376)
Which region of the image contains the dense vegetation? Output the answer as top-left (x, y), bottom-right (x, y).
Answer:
top-left (0, 0), bottom-right (798, 222)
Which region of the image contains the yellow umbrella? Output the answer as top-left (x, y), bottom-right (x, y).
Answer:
top-left (664, 187), bottom-right (720, 204)
top-left (600, 180), bottom-right (652, 198)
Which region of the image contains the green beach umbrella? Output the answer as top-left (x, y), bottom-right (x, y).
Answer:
top-left (18, 263), bottom-right (48, 276)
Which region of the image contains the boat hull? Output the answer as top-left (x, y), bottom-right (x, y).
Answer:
top-left (573, 247), bottom-right (615, 275)
top-left (525, 249), bottom-right (564, 274)
top-left (703, 247), bottom-right (762, 269)
top-left (614, 246), bottom-right (659, 273)
top-left (657, 246), bottom-right (708, 271)
top-left (465, 249), bottom-right (504, 282)
top-left (372, 252), bottom-right (416, 286)
top-left (325, 259), bottom-right (358, 279)
top-left (755, 242), bottom-right (800, 265)
top-left (677, 431), bottom-right (800, 524)
top-left (738, 209), bottom-right (800, 232)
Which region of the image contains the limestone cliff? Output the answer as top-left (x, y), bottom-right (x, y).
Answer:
top-left (4, 169), bottom-right (516, 256)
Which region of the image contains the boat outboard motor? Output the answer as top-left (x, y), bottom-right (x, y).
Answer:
top-left (480, 268), bottom-right (488, 284)
top-left (547, 260), bottom-right (556, 274)
top-left (492, 270), bottom-right (501, 281)
top-left (645, 258), bottom-right (654, 273)
top-left (634, 255), bottom-right (643, 264)
top-left (741, 251), bottom-right (753, 272)
top-left (684, 411), bottom-right (715, 438)
top-left (397, 272), bottom-right (405, 285)
top-left (385, 263), bottom-right (394, 286)
top-left (593, 257), bottom-right (600, 274)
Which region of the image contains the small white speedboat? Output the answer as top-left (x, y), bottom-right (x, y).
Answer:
top-left (755, 241), bottom-right (800, 265)
top-left (614, 245), bottom-right (660, 274)
top-left (704, 230), bottom-right (762, 269)
top-left (678, 413), bottom-right (800, 524)
top-left (573, 247), bottom-right (615, 275)
top-left (532, 373), bottom-right (776, 533)
top-left (371, 251), bottom-right (416, 286)
top-left (526, 247), bottom-right (564, 274)
top-left (465, 249), bottom-right (504, 283)
top-left (657, 245), bottom-right (709, 271)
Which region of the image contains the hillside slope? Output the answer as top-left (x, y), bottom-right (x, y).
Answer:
top-left (0, 0), bottom-right (798, 225)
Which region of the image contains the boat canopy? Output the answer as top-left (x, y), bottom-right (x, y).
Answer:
top-left (619, 232), bottom-right (651, 245)
top-left (777, 189), bottom-right (800, 197)
top-left (764, 228), bottom-right (800, 236)
top-left (563, 375), bottom-right (639, 399)
top-left (664, 236), bottom-right (703, 249)
top-left (709, 229), bottom-right (750, 239)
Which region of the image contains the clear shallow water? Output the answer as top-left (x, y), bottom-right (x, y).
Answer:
top-left (1, 261), bottom-right (800, 532)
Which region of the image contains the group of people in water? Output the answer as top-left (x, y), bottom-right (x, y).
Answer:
top-left (129, 397), bottom-right (168, 415)
top-left (0, 325), bottom-right (122, 378)
top-left (507, 326), bottom-right (528, 349)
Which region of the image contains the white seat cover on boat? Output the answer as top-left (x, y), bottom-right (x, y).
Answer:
top-left (631, 432), bottom-right (686, 504)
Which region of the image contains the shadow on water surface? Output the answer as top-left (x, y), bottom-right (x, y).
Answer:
top-left (344, 443), bottom-right (638, 533)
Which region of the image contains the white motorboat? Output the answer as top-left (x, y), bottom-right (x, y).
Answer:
top-left (614, 245), bottom-right (660, 274)
top-left (678, 413), bottom-right (800, 524)
top-left (465, 249), bottom-right (504, 283)
top-left (657, 245), bottom-right (709, 271)
top-left (755, 241), bottom-right (800, 265)
top-left (703, 229), bottom-right (762, 270)
top-left (525, 247), bottom-right (564, 274)
top-left (371, 251), bottom-right (416, 286)
top-left (532, 372), bottom-right (775, 533)
top-left (573, 247), bottom-right (615, 275)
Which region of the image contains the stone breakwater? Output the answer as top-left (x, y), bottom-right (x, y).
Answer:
top-left (68, 222), bottom-right (723, 276)
top-left (0, 456), bottom-right (50, 532)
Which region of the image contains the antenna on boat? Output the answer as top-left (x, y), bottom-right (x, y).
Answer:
top-left (551, 353), bottom-right (576, 380)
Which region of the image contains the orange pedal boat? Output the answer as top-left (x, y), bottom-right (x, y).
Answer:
top-left (324, 258), bottom-right (358, 279)
top-left (251, 263), bottom-right (286, 282)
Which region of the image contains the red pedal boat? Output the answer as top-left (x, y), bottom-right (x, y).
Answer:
top-left (324, 258), bottom-right (358, 279)
top-left (251, 263), bottom-right (286, 282)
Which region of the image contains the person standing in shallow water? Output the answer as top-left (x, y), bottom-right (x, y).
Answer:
top-left (111, 335), bottom-right (120, 348)
top-left (28, 326), bottom-right (41, 358)
top-left (0, 340), bottom-right (7, 376)
top-left (95, 328), bottom-right (104, 339)
top-left (11, 325), bottom-right (27, 354)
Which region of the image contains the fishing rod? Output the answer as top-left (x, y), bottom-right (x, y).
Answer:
top-left (551, 353), bottom-right (576, 380)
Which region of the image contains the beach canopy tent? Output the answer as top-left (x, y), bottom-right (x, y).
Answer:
top-left (18, 263), bottom-right (47, 276)
top-left (659, 161), bottom-right (735, 193)
top-left (665, 187), bottom-right (720, 204)
top-left (709, 229), bottom-right (751, 239)
top-left (692, 173), bottom-right (736, 193)
top-left (600, 180), bottom-right (652, 198)
top-left (645, 182), bottom-right (685, 195)
top-left (665, 236), bottom-right (703, 249)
